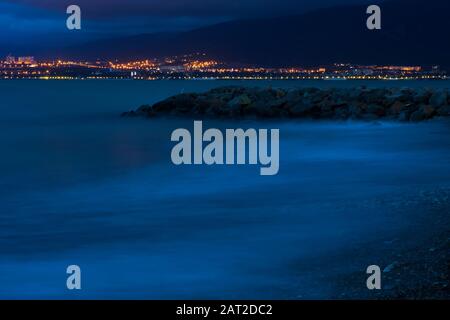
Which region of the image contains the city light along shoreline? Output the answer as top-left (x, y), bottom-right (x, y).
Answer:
top-left (0, 54), bottom-right (447, 81)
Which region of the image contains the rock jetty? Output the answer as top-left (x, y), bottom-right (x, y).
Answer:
top-left (123, 86), bottom-right (450, 121)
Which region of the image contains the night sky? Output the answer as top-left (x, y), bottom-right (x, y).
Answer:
top-left (0, 0), bottom-right (371, 49)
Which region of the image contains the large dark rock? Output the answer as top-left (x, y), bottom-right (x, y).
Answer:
top-left (123, 86), bottom-right (450, 122)
top-left (438, 105), bottom-right (450, 116)
top-left (410, 105), bottom-right (436, 122)
top-left (367, 104), bottom-right (386, 117)
top-left (429, 91), bottom-right (448, 108)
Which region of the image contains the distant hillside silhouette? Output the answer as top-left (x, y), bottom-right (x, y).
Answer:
top-left (56, 0), bottom-right (450, 69)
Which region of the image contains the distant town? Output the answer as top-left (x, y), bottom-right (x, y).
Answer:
top-left (0, 53), bottom-right (447, 80)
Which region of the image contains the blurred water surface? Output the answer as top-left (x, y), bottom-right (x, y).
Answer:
top-left (1, 80), bottom-right (450, 299)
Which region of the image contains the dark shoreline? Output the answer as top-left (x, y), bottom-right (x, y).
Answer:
top-left (123, 86), bottom-right (450, 122)
top-left (337, 215), bottom-right (450, 299)
top-left (285, 187), bottom-right (450, 300)
top-left (335, 187), bottom-right (450, 300)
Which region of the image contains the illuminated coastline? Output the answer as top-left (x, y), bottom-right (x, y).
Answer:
top-left (0, 54), bottom-right (446, 80)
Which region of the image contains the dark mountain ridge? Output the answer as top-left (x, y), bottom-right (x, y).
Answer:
top-left (55, 0), bottom-right (450, 69)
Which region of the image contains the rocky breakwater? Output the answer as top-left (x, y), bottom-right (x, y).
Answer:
top-left (122, 86), bottom-right (450, 121)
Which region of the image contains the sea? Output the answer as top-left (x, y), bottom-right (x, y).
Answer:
top-left (1, 79), bottom-right (450, 299)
